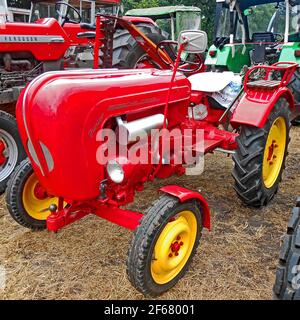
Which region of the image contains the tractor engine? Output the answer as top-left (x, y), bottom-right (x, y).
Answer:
top-left (16, 68), bottom-right (191, 202)
top-left (0, 52), bottom-right (41, 106)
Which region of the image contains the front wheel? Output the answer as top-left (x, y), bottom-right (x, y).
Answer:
top-left (288, 68), bottom-right (300, 126)
top-left (127, 195), bottom-right (203, 297)
top-left (6, 159), bottom-right (62, 230)
top-left (232, 98), bottom-right (290, 207)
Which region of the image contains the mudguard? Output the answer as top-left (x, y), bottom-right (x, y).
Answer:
top-left (230, 62), bottom-right (297, 129)
top-left (230, 87), bottom-right (294, 129)
top-left (160, 185), bottom-right (211, 230)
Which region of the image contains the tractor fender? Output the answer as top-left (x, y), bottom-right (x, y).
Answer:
top-left (230, 87), bottom-right (294, 129)
top-left (160, 185), bottom-right (211, 230)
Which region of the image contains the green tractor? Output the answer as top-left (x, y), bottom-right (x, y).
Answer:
top-left (125, 5), bottom-right (202, 41)
top-left (206, 0), bottom-right (300, 123)
top-left (125, 6), bottom-right (205, 71)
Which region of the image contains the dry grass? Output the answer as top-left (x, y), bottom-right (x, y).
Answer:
top-left (0, 127), bottom-right (299, 300)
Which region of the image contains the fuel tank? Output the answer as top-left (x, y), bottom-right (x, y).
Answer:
top-left (16, 69), bottom-right (191, 200)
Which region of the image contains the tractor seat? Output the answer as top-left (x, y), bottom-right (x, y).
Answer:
top-left (80, 23), bottom-right (96, 30)
top-left (188, 72), bottom-right (242, 110)
top-left (188, 72), bottom-right (236, 93)
top-left (251, 32), bottom-right (276, 64)
top-left (252, 32), bottom-right (275, 43)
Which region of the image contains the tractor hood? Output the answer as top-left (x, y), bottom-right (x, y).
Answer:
top-left (126, 6), bottom-right (201, 19)
top-left (16, 69), bottom-right (191, 201)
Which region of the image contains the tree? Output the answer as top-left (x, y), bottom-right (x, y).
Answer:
top-left (123, 0), bottom-right (160, 10)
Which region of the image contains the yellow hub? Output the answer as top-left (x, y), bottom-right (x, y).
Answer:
top-left (151, 210), bottom-right (198, 285)
top-left (22, 173), bottom-right (60, 221)
top-left (262, 117), bottom-right (287, 189)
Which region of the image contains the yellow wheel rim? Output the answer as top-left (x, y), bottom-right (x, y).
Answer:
top-left (151, 210), bottom-right (198, 285)
top-left (262, 117), bottom-right (287, 189)
top-left (22, 173), bottom-right (60, 221)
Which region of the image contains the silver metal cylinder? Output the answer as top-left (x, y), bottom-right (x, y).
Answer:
top-left (116, 114), bottom-right (165, 145)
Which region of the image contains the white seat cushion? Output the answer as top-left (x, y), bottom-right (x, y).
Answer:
top-left (188, 71), bottom-right (239, 93)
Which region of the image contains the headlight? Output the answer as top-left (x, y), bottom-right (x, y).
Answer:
top-left (107, 159), bottom-right (125, 184)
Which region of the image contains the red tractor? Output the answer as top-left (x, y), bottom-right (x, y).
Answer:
top-left (0, 0), bottom-right (168, 194)
top-left (5, 18), bottom-right (298, 296)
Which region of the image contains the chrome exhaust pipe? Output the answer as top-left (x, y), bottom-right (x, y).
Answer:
top-left (116, 114), bottom-right (166, 145)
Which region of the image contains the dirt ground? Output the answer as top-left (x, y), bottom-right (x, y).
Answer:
top-left (0, 127), bottom-right (299, 300)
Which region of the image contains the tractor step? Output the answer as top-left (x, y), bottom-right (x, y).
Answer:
top-left (247, 79), bottom-right (281, 89)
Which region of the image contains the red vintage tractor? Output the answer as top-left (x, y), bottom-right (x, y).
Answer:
top-left (0, 0), bottom-right (168, 194)
top-left (5, 18), bottom-right (298, 296)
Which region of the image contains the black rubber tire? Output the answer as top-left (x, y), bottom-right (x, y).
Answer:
top-left (6, 158), bottom-right (47, 230)
top-left (288, 68), bottom-right (300, 126)
top-left (273, 198), bottom-right (300, 300)
top-left (0, 111), bottom-right (26, 195)
top-left (232, 98), bottom-right (290, 207)
top-left (126, 195), bottom-right (203, 297)
top-left (113, 23), bottom-right (168, 69)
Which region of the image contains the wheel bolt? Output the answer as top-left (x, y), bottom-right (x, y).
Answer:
top-left (169, 253), bottom-right (173, 258)
top-left (269, 161), bottom-right (273, 165)
top-left (273, 155), bottom-right (277, 159)
top-left (180, 242), bottom-right (184, 246)
top-left (175, 252), bottom-right (179, 256)
top-left (177, 236), bottom-right (181, 241)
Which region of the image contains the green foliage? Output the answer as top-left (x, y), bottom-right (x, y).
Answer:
top-left (123, 0), bottom-right (160, 10)
top-left (247, 4), bottom-right (277, 35)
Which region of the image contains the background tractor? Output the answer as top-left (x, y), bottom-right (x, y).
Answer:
top-left (274, 198), bottom-right (300, 300)
top-left (0, 0), bottom-right (168, 194)
top-left (125, 5), bottom-right (202, 41)
top-left (205, 0), bottom-right (300, 123)
top-left (125, 5), bottom-right (206, 71)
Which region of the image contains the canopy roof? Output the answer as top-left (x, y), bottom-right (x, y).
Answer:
top-left (217, 0), bottom-right (300, 10)
top-left (126, 6), bottom-right (201, 20)
top-left (31, 0), bottom-right (120, 4)
top-left (239, 0), bottom-right (284, 9)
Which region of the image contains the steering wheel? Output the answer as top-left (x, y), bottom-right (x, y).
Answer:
top-left (55, 1), bottom-right (82, 27)
top-left (156, 40), bottom-right (204, 73)
top-left (273, 33), bottom-right (284, 43)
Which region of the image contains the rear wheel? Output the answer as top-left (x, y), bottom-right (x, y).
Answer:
top-left (0, 111), bottom-right (26, 194)
top-left (127, 195), bottom-right (203, 297)
top-left (273, 198), bottom-right (300, 300)
top-left (6, 159), bottom-right (61, 230)
top-left (288, 68), bottom-right (300, 125)
top-left (113, 24), bottom-right (168, 69)
top-left (232, 98), bottom-right (290, 207)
